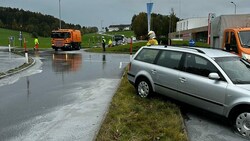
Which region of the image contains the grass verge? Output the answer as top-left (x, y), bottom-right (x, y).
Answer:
top-left (171, 40), bottom-right (210, 47)
top-left (86, 42), bottom-right (147, 54)
top-left (96, 71), bottom-right (188, 141)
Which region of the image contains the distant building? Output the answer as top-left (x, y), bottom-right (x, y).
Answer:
top-left (169, 14), bottom-right (250, 45)
top-left (176, 17), bottom-right (208, 32)
top-left (108, 24), bottom-right (131, 32)
top-left (169, 17), bottom-right (208, 43)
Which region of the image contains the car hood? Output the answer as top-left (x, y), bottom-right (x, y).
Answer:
top-left (237, 84), bottom-right (250, 91)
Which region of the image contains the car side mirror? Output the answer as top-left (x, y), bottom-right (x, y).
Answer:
top-left (208, 73), bottom-right (220, 80)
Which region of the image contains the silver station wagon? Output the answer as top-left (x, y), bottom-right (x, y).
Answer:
top-left (127, 46), bottom-right (250, 138)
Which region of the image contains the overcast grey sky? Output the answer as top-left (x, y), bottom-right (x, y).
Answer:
top-left (1, 0), bottom-right (250, 29)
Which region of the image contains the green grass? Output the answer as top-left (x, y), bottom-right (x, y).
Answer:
top-left (171, 40), bottom-right (210, 47)
top-left (107, 30), bottom-right (135, 37)
top-left (0, 28), bottom-right (51, 49)
top-left (96, 71), bottom-right (188, 141)
top-left (86, 42), bottom-right (147, 54)
top-left (82, 31), bottom-right (135, 48)
top-left (82, 33), bottom-right (101, 47)
top-left (0, 28), bottom-right (136, 49)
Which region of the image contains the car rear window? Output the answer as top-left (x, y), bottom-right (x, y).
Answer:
top-left (156, 50), bottom-right (183, 70)
top-left (135, 49), bottom-right (159, 64)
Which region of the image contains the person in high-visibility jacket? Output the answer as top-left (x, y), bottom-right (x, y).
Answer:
top-left (102, 36), bottom-right (106, 52)
top-left (146, 31), bottom-right (158, 46)
top-left (34, 37), bottom-right (39, 51)
top-left (108, 39), bottom-right (112, 47)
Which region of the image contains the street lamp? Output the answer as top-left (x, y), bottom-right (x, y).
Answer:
top-left (59, 0), bottom-right (61, 29)
top-left (101, 20), bottom-right (103, 32)
top-left (230, 1), bottom-right (236, 14)
top-left (178, 0), bottom-right (181, 39)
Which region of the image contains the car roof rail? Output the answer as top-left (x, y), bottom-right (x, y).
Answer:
top-left (189, 47), bottom-right (205, 54)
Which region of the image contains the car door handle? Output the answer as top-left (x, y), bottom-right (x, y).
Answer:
top-left (151, 70), bottom-right (157, 74)
top-left (179, 77), bottom-right (186, 83)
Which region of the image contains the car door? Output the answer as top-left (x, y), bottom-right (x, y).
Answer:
top-left (178, 53), bottom-right (228, 115)
top-left (133, 48), bottom-right (161, 87)
top-left (153, 50), bottom-right (184, 99)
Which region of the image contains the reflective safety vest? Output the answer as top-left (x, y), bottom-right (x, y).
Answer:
top-left (146, 39), bottom-right (158, 46)
top-left (108, 39), bottom-right (112, 45)
top-left (102, 38), bottom-right (106, 43)
top-left (34, 38), bottom-right (39, 44)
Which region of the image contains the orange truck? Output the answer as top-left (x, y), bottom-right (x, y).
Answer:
top-left (51, 29), bottom-right (82, 51)
top-left (210, 14), bottom-right (250, 60)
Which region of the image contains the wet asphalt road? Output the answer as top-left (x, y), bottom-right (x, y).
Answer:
top-left (0, 50), bottom-right (129, 141)
top-left (0, 49), bottom-right (249, 141)
top-left (182, 104), bottom-right (249, 141)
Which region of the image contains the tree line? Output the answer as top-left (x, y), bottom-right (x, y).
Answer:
top-left (0, 7), bottom-right (98, 37)
top-left (131, 9), bottom-right (179, 43)
top-left (0, 6), bottom-right (180, 41)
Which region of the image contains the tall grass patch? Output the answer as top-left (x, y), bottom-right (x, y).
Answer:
top-left (96, 72), bottom-right (188, 141)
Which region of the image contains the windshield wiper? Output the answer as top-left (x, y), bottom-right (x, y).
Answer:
top-left (240, 58), bottom-right (250, 67)
top-left (242, 44), bottom-right (250, 48)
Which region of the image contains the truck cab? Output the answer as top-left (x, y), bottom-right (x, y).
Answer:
top-left (223, 28), bottom-right (250, 60)
top-left (51, 29), bottom-right (82, 51)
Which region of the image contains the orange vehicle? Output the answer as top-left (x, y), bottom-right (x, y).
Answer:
top-left (51, 29), bottom-right (82, 51)
top-left (210, 14), bottom-right (250, 60)
top-left (223, 27), bottom-right (250, 60)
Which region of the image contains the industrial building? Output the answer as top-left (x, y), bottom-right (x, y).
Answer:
top-left (169, 14), bottom-right (250, 46)
top-left (169, 17), bottom-right (209, 43)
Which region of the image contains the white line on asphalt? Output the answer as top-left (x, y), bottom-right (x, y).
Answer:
top-left (119, 62), bottom-right (122, 69)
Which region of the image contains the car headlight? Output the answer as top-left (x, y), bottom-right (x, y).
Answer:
top-left (242, 53), bottom-right (250, 60)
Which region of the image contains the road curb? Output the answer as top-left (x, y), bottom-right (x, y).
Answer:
top-left (0, 54), bottom-right (36, 79)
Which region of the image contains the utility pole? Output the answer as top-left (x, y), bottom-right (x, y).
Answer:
top-left (59, 0), bottom-right (61, 29)
top-left (178, 0), bottom-right (181, 39)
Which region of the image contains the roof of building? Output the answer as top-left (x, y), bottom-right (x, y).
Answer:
top-left (109, 24), bottom-right (131, 28)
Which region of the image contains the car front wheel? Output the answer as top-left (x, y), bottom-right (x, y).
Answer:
top-left (235, 111), bottom-right (250, 138)
top-left (136, 78), bottom-right (152, 98)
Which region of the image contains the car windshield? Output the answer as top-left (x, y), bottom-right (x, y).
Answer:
top-left (51, 32), bottom-right (71, 38)
top-left (215, 57), bottom-right (250, 84)
top-left (239, 31), bottom-right (250, 48)
top-left (113, 35), bottom-right (124, 41)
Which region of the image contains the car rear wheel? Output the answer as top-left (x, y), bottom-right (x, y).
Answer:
top-left (235, 111), bottom-right (250, 137)
top-left (136, 78), bottom-right (152, 98)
